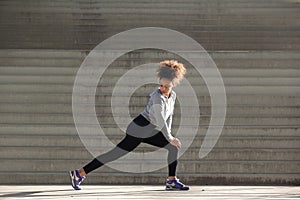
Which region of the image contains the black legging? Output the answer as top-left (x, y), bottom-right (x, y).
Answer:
top-left (83, 115), bottom-right (178, 176)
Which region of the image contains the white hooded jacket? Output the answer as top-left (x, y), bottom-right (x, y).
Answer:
top-left (141, 88), bottom-right (176, 142)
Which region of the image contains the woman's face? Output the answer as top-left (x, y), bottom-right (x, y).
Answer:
top-left (159, 78), bottom-right (174, 97)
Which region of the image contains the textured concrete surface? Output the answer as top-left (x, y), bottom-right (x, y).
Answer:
top-left (0, 185), bottom-right (299, 200)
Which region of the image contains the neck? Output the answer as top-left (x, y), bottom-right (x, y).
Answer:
top-left (165, 91), bottom-right (171, 98)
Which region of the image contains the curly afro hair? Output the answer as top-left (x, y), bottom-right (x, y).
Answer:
top-left (157, 60), bottom-right (186, 86)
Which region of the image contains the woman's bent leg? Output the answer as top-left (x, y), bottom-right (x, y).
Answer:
top-left (143, 132), bottom-right (178, 177)
top-left (165, 145), bottom-right (178, 177)
top-left (144, 134), bottom-right (189, 190)
top-left (83, 134), bottom-right (142, 174)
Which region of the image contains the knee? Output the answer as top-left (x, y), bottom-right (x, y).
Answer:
top-left (167, 144), bottom-right (178, 153)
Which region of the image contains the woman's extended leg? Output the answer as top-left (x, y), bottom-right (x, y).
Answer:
top-left (69, 134), bottom-right (141, 190)
top-left (83, 134), bottom-right (142, 174)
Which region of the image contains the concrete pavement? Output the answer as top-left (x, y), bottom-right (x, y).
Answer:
top-left (0, 185), bottom-right (299, 200)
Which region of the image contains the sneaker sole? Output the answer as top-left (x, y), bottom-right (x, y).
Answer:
top-left (166, 187), bottom-right (189, 191)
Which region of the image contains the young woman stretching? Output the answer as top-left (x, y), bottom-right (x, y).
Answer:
top-left (69, 60), bottom-right (189, 191)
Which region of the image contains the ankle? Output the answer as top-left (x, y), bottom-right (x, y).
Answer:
top-left (168, 176), bottom-right (176, 180)
top-left (79, 169), bottom-right (87, 177)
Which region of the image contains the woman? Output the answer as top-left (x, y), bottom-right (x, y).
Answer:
top-left (69, 60), bottom-right (189, 191)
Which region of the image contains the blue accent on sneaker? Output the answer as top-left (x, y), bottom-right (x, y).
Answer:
top-left (69, 170), bottom-right (85, 190)
top-left (166, 178), bottom-right (190, 191)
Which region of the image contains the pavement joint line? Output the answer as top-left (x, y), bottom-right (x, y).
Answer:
top-left (0, 185), bottom-right (299, 200)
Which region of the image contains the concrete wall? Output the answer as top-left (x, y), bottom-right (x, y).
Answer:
top-left (0, 0), bottom-right (299, 185)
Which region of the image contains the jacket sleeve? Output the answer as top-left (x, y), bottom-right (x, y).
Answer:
top-left (149, 96), bottom-right (174, 142)
top-left (166, 114), bottom-right (173, 133)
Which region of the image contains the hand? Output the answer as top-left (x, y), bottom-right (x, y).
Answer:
top-left (170, 138), bottom-right (181, 149)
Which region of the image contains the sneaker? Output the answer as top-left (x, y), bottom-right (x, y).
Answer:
top-left (69, 169), bottom-right (85, 190)
top-left (166, 178), bottom-right (190, 191)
